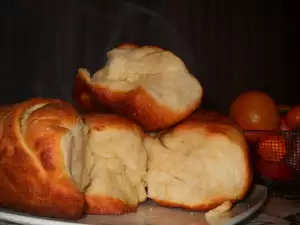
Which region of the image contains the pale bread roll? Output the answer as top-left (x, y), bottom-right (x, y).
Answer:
top-left (76, 44), bottom-right (203, 131)
top-left (144, 111), bottom-right (252, 211)
top-left (82, 114), bottom-right (147, 214)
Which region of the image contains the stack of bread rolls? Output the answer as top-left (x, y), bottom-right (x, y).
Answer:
top-left (0, 44), bottom-right (252, 220)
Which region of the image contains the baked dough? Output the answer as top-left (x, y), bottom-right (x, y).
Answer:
top-left (82, 114), bottom-right (147, 214)
top-left (75, 44), bottom-right (203, 131)
top-left (145, 111), bottom-right (252, 211)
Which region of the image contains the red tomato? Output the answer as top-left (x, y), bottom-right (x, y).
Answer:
top-left (286, 105), bottom-right (300, 130)
top-left (255, 159), bottom-right (294, 181)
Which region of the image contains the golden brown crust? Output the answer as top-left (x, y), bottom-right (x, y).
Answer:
top-left (75, 44), bottom-right (202, 132)
top-left (84, 195), bottom-right (137, 215)
top-left (154, 197), bottom-right (231, 212)
top-left (83, 113), bottom-right (143, 135)
top-left (0, 98), bottom-right (84, 219)
top-left (118, 43), bottom-right (139, 49)
top-left (72, 69), bottom-right (111, 113)
top-left (92, 85), bottom-right (200, 132)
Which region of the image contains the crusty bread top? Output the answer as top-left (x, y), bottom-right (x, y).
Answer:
top-left (83, 113), bottom-right (144, 135)
top-left (178, 110), bottom-right (245, 145)
top-left (74, 45), bottom-right (203, 131)
top-left (89, 45), bottom-right (203, 112)
top-left (145, 111), bottom-right (252, 210)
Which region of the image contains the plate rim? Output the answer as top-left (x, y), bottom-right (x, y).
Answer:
top-left (223, 184), bottom-right (268, 225)
top-left (0, 184), bottom-right (268, 225)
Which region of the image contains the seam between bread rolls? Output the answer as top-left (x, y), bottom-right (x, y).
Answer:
top-left (82, 113), bottom-right (147, 214)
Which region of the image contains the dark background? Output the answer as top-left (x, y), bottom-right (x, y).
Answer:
top-left (0, 0), bottom-right (298, 113)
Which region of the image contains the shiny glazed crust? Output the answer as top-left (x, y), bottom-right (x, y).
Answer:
top-left (0, 98), bottom-right (84, 219)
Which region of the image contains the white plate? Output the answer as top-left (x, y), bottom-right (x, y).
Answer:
top-left (0, 185), bottom-right (267, 225)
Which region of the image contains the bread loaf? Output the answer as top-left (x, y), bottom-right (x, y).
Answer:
top-left (74, 44), bottom-right (203, 131)
top-left (82, 114), bottom-right (147, 214)
top-left (0, 98), bottom-right (86, 219)
top-left (0, 98), bottom-right (148, 217)
top-left (0, 97), bottom-right (252, 219)
top-left (144, 111), bottom-right (252, 211)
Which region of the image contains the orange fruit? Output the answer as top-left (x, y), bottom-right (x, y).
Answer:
top-left (285, 105), bottom-right (300, 130)
top-left (230, 91), bottom-right (280, 130)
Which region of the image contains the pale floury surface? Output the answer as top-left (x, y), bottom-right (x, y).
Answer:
top-left (82, 114), bottom-right (147, 214)
top-left (144, 112), bottom-right (252, 211)
top-left (76, 45), bottom-right (203, 131)
top-left (93, 45), bottom-right (202, 111)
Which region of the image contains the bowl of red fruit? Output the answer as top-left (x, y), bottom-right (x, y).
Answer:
top-left (230, 91), bottom-right (300, 198)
